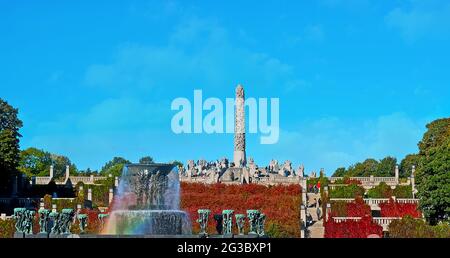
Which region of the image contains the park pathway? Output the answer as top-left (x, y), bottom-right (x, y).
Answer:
top-left (306, 192), bottom-right (325, 238)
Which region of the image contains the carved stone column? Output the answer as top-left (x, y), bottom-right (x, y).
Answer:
top-left (234, 84), bottom-right (246, 167)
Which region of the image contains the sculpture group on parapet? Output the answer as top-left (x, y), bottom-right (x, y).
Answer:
top-left (179, 157), bottom-right (306, 184)
top-left (13, 207), bottom-right (109, 237)
top-left (196, 209), bottom-right (266, 237)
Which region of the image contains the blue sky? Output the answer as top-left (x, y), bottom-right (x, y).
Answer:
top-left (1, 0), bottom-right (450, 175)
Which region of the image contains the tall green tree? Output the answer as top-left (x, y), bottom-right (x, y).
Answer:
top-left (139, 156), bottom-right (154, 164)
top-left (0, 99), bottom-right (23, 194)
top-left (100, 157), bottom-right (131, 177)
top-left (415, 119), bottom-right (450, 224)
top-left (19, 147), bottom-right (52, 177)
top-left (400, 154), bottom-right (420, 178)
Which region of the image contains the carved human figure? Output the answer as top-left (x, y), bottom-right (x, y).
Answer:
top-left (38, 209), bottom-right (50, 233)
top-left (213, 214), bottom-right (223, 235)
top-left (98, 214), bottom-right (109, 231)
top-left (257, 213), bottom-right (266, 236)
top-left (196, 209), bottom-right (210, 236)
top-left (235, 214), bottom-right (246, 235)
top-left (222, 210), bottom-right (234, 235)
top-left (247, 209), bottom-right (260, 234)
top-left (77, 214), bottom-right (88, 233)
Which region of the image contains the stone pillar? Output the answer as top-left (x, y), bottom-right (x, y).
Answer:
top-left (49, 165), bottom-right (54, 178)
top-left (300, 204), bottom-right (306, 238)
top-left (233, 84), bottom-right (246, 167)
top-left (87, 188), bottom-right (92, 201)
top-left (109, 188), bottom-right (114, 204)
top-left (114, 177), bottom-right (119, 188)
top-left (395, 165), bottom-right (399, 184)
top-left (90, 174), bottom-right (94, 183)
top-left (1, 213), bottom-right (6, 221)
top-left (325, 203), bottom-right (331, 222)
top-left (52, 204), bottom-right (57, 213)
top-left (77, 204), bottom-right (82, 213)
top-left (65, 165), bottom-right (70, 179)
top-left (301, 178), bottom-right (307, 206)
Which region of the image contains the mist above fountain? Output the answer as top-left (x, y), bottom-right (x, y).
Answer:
top-left (104, 163), bottom-right (191, 235)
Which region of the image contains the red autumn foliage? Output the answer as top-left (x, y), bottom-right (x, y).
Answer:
top-left (347, 197), bottom-right (372, 217)
top-left (180, 182), bottom-right (301, 237)
top-left (379, 199), bottom-right (421, 218)
top-left (330, 197), bottom-right (371, 217)
top-left (343, 178), bottom-right (362, 185)
top-left (324, 215), bottom-right (383, 238)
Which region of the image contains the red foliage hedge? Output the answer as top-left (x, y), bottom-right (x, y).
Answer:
top-left (379, 199), bottom-right (421, 218)
top-left (324, 215), bottom-right (383, 238)
top-left (180, 182), bottom-right (301, 237)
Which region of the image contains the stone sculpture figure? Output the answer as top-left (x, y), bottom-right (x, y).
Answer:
top-left (222, 210), bottom-right (234, 235)
top-left (50, 209), bottom-right (75, 235)
top-left (12, 208), bottom-right (35, 234)
top-left (77, 214), bottom-right (88, 233)
top-left (49, 211), bottom-right (61, 234)
top-left (38, 209), bottom-right (50, 233)
top-left (247, 209), bottom-right (260, 234)
top-left (235, 214), bottom-right (245, 235)
top-left (98, 213), bottom-right (109, 231)
top-left (12, 208), bottom-right (25, 233)
top-left (257, 213), bottom-right (266, 236)
top-left (297, 165), bottom-right (305, 178)
top-left (282, 160), bottom-right (293, 177)
top-left (196, 209), bottom-right (210, 236)
top-left (213, 214), bottom-right (223, 235)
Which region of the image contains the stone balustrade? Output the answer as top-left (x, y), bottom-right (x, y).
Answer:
top-left (331, 216), bottom-right (422, 231)
top-left (33, 175), bottom-right (107, 185)
top-left (330, 198), bottom-right (419, 205)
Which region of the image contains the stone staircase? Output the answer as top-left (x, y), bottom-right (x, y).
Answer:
top-left (306, 192), bottom-right (325, 238)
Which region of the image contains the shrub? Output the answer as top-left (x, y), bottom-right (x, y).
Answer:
top-left (367, 182), bottom-right (392, 198)
top-left (388, 216), bottom-right (450, 238)
top-left (392, 185), bottom-right (413, 198)
top-left (181, 183), bottom-right (301, 237)
top-left (0, 220), bottom-right (15, 238)
top-left (324, 215), bottom-right (382, 238)
top-left (329, 183), bottom-right (365, 198)
top-left (379, 199), bottom-right (421, 218)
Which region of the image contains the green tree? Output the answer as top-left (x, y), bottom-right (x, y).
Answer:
top-left (416, 137), bottom-right (450, 224)
top-left (139, 156), bottom-right (154, 164)
top-left (400, 154), bottom-right (420, 178)
top-left (0, 99), bottom-right (23, 194)
top-left (333, 157), bottom-right (396, 177)
top-left (100, 157), bottom-right (131, 177)
top-left (333, 167), bottom-right (346, 177)
top-left (376, 156), bottom-right (397, 177)
top-left (19, 147), bottom-right (52, 177)
top-left (51, 154), bottom-right (78, 178)
top-left (418, 118), bottom-right (450, 155)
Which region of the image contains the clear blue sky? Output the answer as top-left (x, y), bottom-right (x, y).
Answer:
top-left (1, 0), bottom-right (449, 175)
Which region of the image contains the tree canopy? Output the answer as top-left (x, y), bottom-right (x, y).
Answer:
top-left (99, 156), bottom-right (131, 177)
top-left (0, 99), bottom-right (22, 194)
top-left (415, 120), bottom-right (450, 224)
top-left (139, 156), bottom-right (154, 164)
top-left (332, 156), bottom-right (397, 177)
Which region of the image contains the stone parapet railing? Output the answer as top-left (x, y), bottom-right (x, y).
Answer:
top-left (331, 216), bottom-right (402, 231)
top-left (329, 198), bottom-right (419, 205)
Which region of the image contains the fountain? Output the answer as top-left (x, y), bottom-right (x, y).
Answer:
top-left (104, 163), bottom-right (191, 235)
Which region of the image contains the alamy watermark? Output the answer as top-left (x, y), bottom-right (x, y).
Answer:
top-left (170, 90), bottom-right (279, 144)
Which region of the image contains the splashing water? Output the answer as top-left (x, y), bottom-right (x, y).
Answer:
top-left (103, 163), bottom-right (191, 235)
